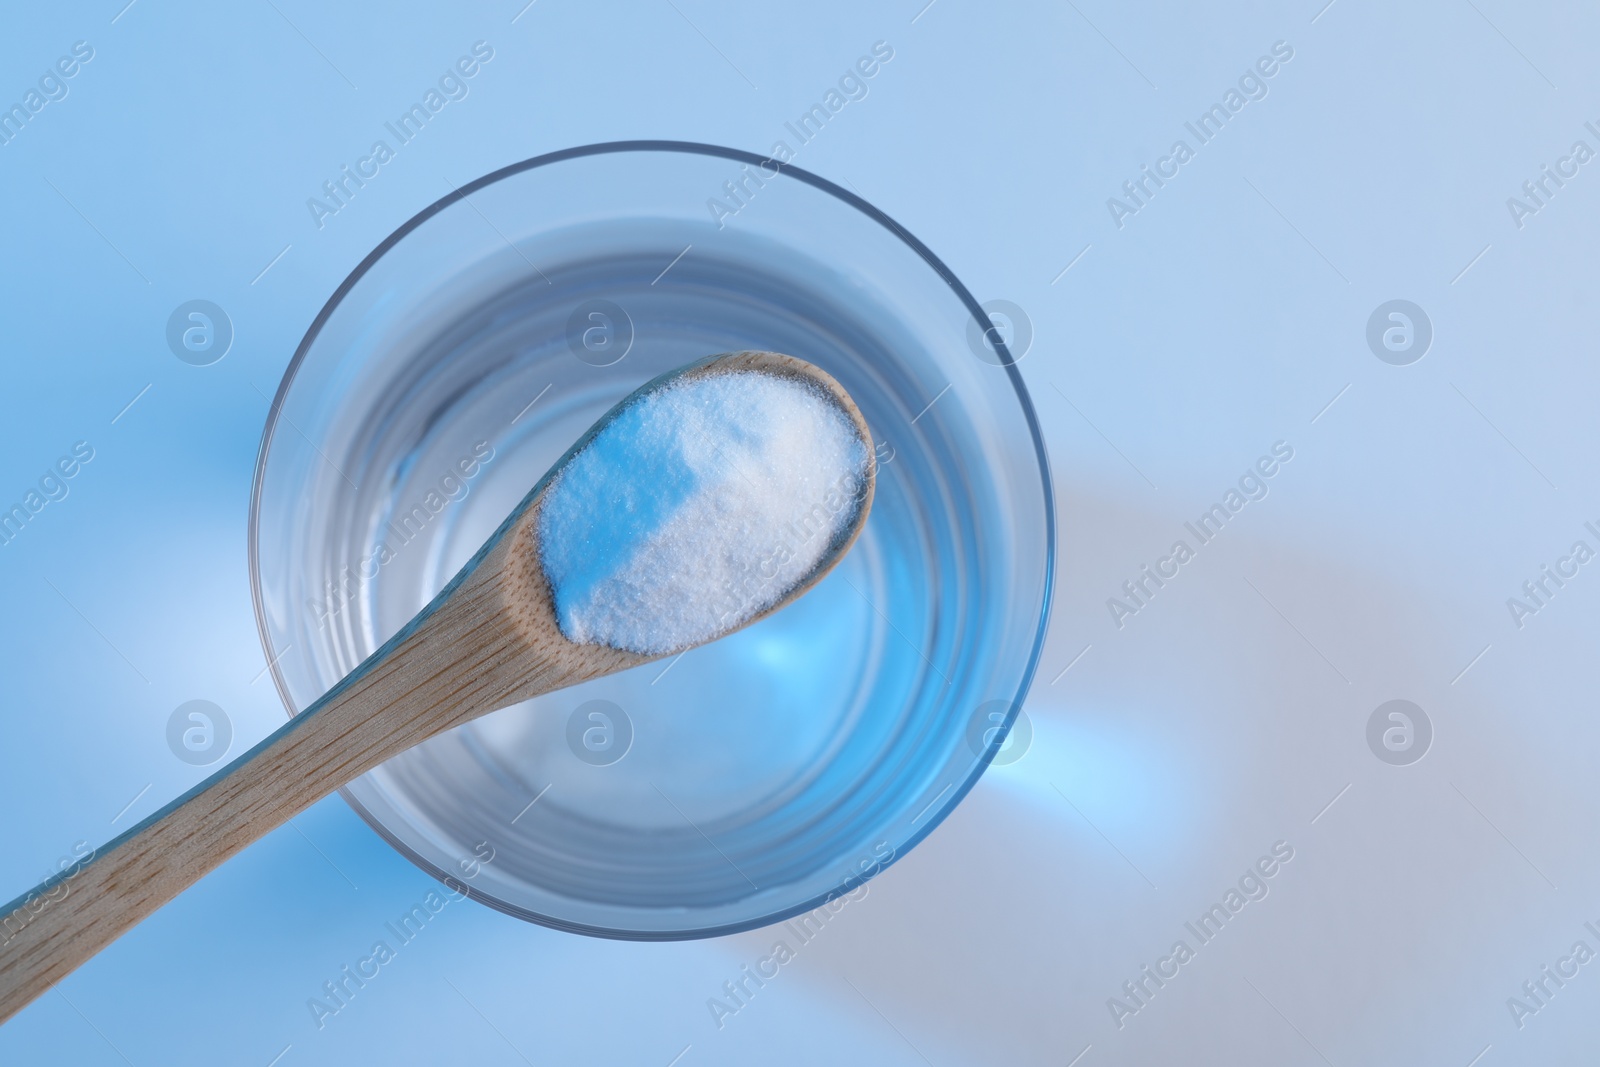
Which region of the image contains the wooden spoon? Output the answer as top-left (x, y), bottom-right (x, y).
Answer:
top-left (0, 350), bottom-right (875, 1024)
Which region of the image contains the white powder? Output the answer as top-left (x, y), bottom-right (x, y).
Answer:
top-left (537, 370), bottom-right (870, 655)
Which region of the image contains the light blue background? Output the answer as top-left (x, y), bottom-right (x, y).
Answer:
top-left (2, 0), bottom-right (1597, 1063)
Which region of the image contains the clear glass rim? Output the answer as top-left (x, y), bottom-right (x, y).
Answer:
top-left (246, 140), bottom-right (1058, 940)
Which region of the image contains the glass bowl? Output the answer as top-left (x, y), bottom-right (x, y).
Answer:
top-left (249, 141), bottom-right (1054, 938)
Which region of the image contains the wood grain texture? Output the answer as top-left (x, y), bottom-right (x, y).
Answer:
top-left (0, 351), bottom-right (873, 1023)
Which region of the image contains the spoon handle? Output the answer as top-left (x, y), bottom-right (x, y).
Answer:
top-left (0, 539), bottom-right (563, 1024)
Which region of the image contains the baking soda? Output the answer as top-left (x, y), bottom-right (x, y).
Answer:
top-left (538, 370), bottom-right (869, 655)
